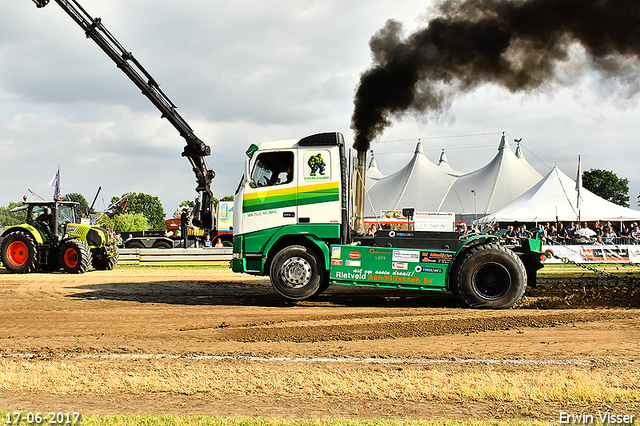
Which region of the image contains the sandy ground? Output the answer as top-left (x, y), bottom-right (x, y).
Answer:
top-left (0, 266), bottom-right (638, 421)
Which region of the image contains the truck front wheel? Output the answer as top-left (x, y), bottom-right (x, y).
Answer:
top-left (450, 242), bottom-right (526, 309)
top-left (59, 239), bottom-right (91, 274)
top-left (270, 245), bottom-right (324, 300)
top-left (0, 231), bottom-right (37, 273)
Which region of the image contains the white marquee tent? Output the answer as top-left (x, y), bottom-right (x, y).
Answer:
top-left (479, 166), bottom-right (640, 223)
top-left (365, 134), bottom-right (543, 220)
top-left (364, 142), bottom-right (456, 215)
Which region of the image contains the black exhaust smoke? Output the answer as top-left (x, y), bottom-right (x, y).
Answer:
top-left (351, 0), bottom-right (640, 152)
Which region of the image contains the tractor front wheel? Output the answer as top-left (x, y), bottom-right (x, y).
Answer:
top-left (92, 247), bottom-right (119, 270)
top-left (59, 239), bottom-right (91, 274)
top-left (0, 230), bottom-right (37, 273)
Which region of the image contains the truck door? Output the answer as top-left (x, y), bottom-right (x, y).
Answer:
top-left (297, 148), bottom-right (341, 225)
top-left (240, 150), bottom-right (297, 236)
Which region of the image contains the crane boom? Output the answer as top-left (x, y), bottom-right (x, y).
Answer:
top-left (32, 0), bottom-right (215, 230)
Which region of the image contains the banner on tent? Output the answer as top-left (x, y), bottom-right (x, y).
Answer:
top-left (541, 244), bottom-right (640, 263)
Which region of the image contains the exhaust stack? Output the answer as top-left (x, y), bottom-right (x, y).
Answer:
top-left (353, 150), bottom-right (367, 236)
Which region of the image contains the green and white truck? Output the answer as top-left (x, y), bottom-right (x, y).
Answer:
top-left (232, 132), bottom-right (545, 309)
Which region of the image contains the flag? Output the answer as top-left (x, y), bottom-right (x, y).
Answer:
top-left (576, 155), bottom-right (582, 211)
top-left (49, 170), bottom-right (60, 200)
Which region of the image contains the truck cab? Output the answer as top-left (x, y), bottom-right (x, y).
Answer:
top-left (233, 133), bottom-right (347, 276)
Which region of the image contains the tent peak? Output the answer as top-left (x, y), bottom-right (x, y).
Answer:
top-left (514, 138), bottom-right (524, 159)
top-left (498, 132), bottom-right (510, 151)
top-left (415, 140), bottom-right (425, 155)
top-left (438, 148), bottom-right (449, 165)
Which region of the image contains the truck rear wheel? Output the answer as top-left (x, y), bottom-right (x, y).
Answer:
top-left (59, 239), bottom-right (91, 274)
top-left (450, 242), bottom-right (526, 309)
top-left (270, 245), bottom-right (324, 300)
top-left (1, 230), bottom-right (37, 273)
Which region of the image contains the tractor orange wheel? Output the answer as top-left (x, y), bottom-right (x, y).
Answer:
top-left (64, 248), bottom-right (79, 268)
top-left (6, 240), bottom-right (29, 266)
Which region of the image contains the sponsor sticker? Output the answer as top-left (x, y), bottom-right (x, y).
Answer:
top-left (420, 251), bottom-right (453, 264)
top-left (67, 224), bottom-right (79, 234)
top-left (392, 250), bottom-right (420, 263)
top-left (331, 259), bottom-right (343, 266)
top-left (331, 246), bottom-right (341, 259)
top-left (392, 262), bottom-right (408, 270)
top-left (345, 260), bottom-right (361, 267)
top-left (349, 251), bottom-right (361, 259)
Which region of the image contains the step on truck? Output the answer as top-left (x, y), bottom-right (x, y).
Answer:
top-left (232, 132), bottom-right (545, 309)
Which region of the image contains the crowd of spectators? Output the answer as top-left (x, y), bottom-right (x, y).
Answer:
top-left (472, 220), bottom-right (640, 245)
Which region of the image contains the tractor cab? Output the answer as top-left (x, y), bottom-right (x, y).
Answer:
top-left (23, 201), bottom-right (81, 241)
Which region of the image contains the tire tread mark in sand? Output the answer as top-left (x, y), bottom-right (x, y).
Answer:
top-left (218, 312), bottom-right (629, 343)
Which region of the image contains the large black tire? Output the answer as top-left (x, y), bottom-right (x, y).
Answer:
top-left (269, 245), bottom-right (324, 300)
top-left (152, 241), bottom-right (172, 249)
top-left (450, 242), bottom-right (527, 309)
top-left (0, 230), bottom-right (37, 273)
top-left (92, 247), bottom-right (119, 270)
top-left (59, 239), bottom-right (91, 274)
top-left (127, 241), bottom-right (144, 249)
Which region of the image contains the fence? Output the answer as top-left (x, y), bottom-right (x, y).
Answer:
top-left (119, 247), bottom-right (232, 266)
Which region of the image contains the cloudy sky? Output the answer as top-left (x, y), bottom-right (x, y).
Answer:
top-left (2, 0), bottom-right (639, 218)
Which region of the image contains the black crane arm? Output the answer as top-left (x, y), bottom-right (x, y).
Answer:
top-left (33, 0), bottom-right (215, 230)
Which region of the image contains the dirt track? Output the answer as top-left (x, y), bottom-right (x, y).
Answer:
top-left (0, 266), bottom-right (639, 421)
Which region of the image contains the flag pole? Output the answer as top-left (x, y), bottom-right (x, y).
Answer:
top-left (576, 155), bottom-right (582, 224)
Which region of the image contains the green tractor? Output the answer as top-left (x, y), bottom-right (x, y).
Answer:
top-left (0, 200), bottom-right (119, 274)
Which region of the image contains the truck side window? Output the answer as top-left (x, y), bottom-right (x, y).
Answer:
top-left (250, 152), bottom-right (294, 188)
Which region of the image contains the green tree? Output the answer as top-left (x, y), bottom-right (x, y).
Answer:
top-left (582, 168), bottom-right (630, 207)
top-left (0, 202), bottom-right (27, 227)
top-left (111, 192), bottom-right (166, 230)
top-left (97, 213), bottom-right (148, 232)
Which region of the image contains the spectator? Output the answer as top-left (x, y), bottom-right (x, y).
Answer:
top-left (547, 225), bottom-right (558, 244)
top-left (591, 220), bottom-right (602, 236)
top-left (603, 226), bottom-right (617, 244)
top-left (517, 224), bottom-right (531, 241)
top-left (503, 225), bottom-right (517, 243)
top-left (214, 238), bottom-right (224, 248)
top-left (631, 224), bottom-right (640, 243)
top-left (203, 234), bottom-right (212, 248)
top-left (621, 225), bottom-right (631, 242)
top-left (565, 222), bottom-right (576, 239)
top-left (557, 225), bottom-right (569, 243)
top-left (467, 224), bottom-right (480, 235)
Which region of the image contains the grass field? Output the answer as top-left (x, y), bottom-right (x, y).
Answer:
top-left (0, 412), bottom-right (557, 426)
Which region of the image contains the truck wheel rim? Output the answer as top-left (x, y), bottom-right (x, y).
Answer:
top-left (280, 256), bottom-right (312, 288)
top-left (471, 262), bottom-right (511, 301)
top-left (64, 249), bottom-right (79, 268)
top-left (7, 241), bottom-right (29, 266)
